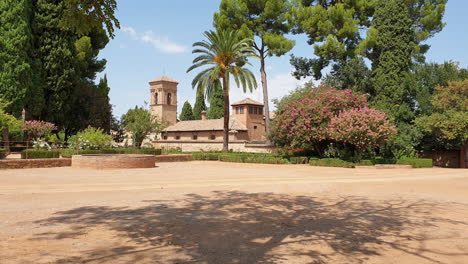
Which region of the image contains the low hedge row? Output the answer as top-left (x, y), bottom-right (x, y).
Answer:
top-left (192, 152), bottom-right (288, 164)
top-left (0, 149), bottom-right (7, 159)
top-left (309, 158), bottom-right (355, 168)
top-left (396, 158), bottom-right (433, 168)
top-left (60, 148), bottom-right (162, 158)
top-left (21, 149), bottom-right (61, 159)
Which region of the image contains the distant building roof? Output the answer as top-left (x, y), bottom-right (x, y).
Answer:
top-left (231, 98), bottom-right (263, 106)
top-left (149, 75), bottom-right (179, 84)
top-left (164, 117), bottom-right (248, 132)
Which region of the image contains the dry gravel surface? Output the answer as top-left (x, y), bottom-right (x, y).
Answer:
top-left (1, 161), bottom-right (468, 264)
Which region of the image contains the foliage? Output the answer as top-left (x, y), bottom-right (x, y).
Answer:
top-left (121, 106), bottom-right (165, 148)
top-left (60, 0), bottom-right (120, 38)
top-left (180, 101), bottom-right (195, 121)
top-left (269, 85), bottom-right (368, 155)
top-left (291, 0), bottom-right (446, 79)
top-left (60, 148), bottom-right (162, 158)
top-left (68, 126), bottom-right (113, 150)
top-left (396, 158), bottom-right (433, 168)
top-left (187, 30), bottom-right (257, 152)
top-left (0, 101), bottom-right (20, 131)
top-left (0, 149), bottom-right (7, 159)
top-left (23, 120), bottom-right (57, 140)
top-left (309, 158), bottom-right (355, 168)
top-left (214, 0), bottom-right (296, 133)
top-left (328, 107), bottom-right (397, 156)
top-left (323, 57), bottom-right (371, 94)
top-left (0, 0), bottom-right (34, 115)
top-left (415, 80), bottom-right (468, 149)
top-left (21, 149), bottom-right (60, 159)
top-left (110, 116), bottom-right (125, 143)
top-left (289, 156), bottom-right (309, 164)
top-left (207, 81), bottom-right (225, 119)
top-left (192, 89), bottom-right (207, 120)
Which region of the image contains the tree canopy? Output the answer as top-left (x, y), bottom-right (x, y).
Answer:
top-left (180, 101), bottom-right (195, 121)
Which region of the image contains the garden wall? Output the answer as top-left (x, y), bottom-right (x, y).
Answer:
top-left (0, 158), bottom-right (71, 169)
top-left (420, 151), bottom-right (460, 168)
top-left (154, 154), bottom-right (193, 162)
top-left (153, 141), bottom-right (276, 153)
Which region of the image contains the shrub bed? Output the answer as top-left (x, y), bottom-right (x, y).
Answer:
top-left (0, 149), bottom-right (7, 159)
top-left (396, 158), bottom-right (433, 168)
top-left (21, 149), bottom-right (61, 159)
top-left (61, 148), bottom-right (162, 158)
top-left (309, 158), bottom-right (355, 168)
top-left (289, 156), bottom-right (310, 164)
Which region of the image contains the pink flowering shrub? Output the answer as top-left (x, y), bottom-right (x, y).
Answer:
top-left (23, 120), bottom-right (57, 140)
top-left (269, 85), bottom-right (368, 154)
top-left (328, 107), bottom-right (397, 156)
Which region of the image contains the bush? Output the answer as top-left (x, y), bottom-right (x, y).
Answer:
top-left (0, 149), bottom-right (7, 159)
top-left (68, 127), bottom-right (113, 150)
top-left (357, 160), bottom-right (374, 166)
top-left (396, 158), bottom-right (433, 168)
top-left (114, 148), bottom-right (162, 155)
top-left (60, 148), bottom-right (162, 158)
top-left (289, 156), bottom-right (310, 164)
top-left (372, 157), bottom-right (397, 164)
top-left (309, 158), bottom-right (355, 168)
top-left (21, 149), bottom-right (61, 159)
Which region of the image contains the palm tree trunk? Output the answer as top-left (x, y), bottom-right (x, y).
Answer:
top-left (222, 76), bottom-right (230, 153)
top-left (260, 52), bottom-right (270, 140)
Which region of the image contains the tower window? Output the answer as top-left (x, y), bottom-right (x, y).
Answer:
top-left (163, 135), bottom-right (168, 140)
top-left (210, 135), bottom-right (216, 140)
top-left (254, 107), bottom-right (258, 114)
top-left (235, 107), bottom-right (239, 114)
top-left (254, 126), bottom-right (258, 130)
top-left (249, 106), bottom-right (253, 114)
top-left (259, 108), bottom-right (263, 115)
top-left (175, 135), bottom-right (180, 140)
top-left (167, 93), bottom-right (172, 105)
top-left (239, 107), bottom-right (244, 114)
top-left (155, 93), bottom-right (159, 105)
top-left (193, 135), bottom-right (198, 140)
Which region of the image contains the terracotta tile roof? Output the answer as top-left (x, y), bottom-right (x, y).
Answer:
top-left (149, 75), bottom-right (179, 84)
top-left (231, 98), bottom-right (263, 106)
top-left (164, 117), bottom-right (248, 132)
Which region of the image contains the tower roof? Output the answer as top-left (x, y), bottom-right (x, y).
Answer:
top-left (149, 75), bottom-right (179, 84)
top-left (231, 98), bottom-right (264, 106)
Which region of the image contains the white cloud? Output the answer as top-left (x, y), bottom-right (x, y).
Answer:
top-left (141, 31), bottom-right (188, 54)
top-left (121, 26), bottom-right (138, 40)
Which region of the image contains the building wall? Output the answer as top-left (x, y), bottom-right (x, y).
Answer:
top-left (160, 130), bottom-right (249, 142)
top-left (232, 105), bottom-right (266, 141)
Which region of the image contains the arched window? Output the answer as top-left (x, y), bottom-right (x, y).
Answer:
top-left (167, 93), bottom-right (172, 105)
top-left (154, 93), bottom-right (158, 105)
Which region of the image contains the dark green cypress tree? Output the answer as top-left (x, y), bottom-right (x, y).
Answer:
top-left (207, 82), bottom-right (224, 119)
top-left (33, 0), bottom-right (77, 137)
top-left (0, 0), bottom-right (34, 115)
top-left (370, 0), bottom-right (415, 123)
top-left (192, 89), bottom-right (207, 120)
top-left (179, 101), bottom-right (195, 121)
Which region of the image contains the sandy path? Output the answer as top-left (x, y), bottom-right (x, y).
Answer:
top-left (1, 161), bottom-right (467, 264)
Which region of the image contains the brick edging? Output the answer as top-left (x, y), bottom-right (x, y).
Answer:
top-left (0, 158), bottom-right (71, 169)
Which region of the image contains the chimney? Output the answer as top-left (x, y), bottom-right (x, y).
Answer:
top-left (201, 111), bottom-right (207, 120)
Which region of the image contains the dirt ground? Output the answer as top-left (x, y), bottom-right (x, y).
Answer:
top-left (1, 161), bottom-right (468, 264)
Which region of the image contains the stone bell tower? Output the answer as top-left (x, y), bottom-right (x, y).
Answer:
top-left (149, 75), bottom-right (178, 125)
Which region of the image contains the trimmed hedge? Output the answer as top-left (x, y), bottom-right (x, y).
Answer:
top-left (218, 154), bottom-right (288, 164)
top-left (396, 158), bottom-right (433, 168)
top-left (0, 149), bottom-right (7, 159)
top-left (309, 158), bottom-right (355, 168)
top-left (289, 156), bottom-right (309, 164)
top-left (60, 148), bottom-right (162, 158)
top-left (21, 149), bottom-right (61, 159)
top-left (357, 160), bottom-right (374, 166)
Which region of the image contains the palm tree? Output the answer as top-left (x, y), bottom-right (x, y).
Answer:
top-left (187, 30), bottom-right (257, 152)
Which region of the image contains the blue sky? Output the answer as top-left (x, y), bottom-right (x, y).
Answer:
top-left (99, 0), bottom-right (468, 117)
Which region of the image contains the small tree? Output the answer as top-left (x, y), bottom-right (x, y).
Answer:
top-left (23, 120), bottom-right (57, 140)
top-left (122, 106), bottom-right (165, 148)
top-left (68, 126), bottom-right (113, 150)
top-left (192, 89), bottom-right (207, 120)
top-left (416, 80), bottom-right (468, 149)
top-left (207, 81), bottom-right (224, 119)
top-left (0, 100), bottom-right (21, 152)
top-left (328, 107), bottom-right (397, 158)
top-left (180, 101), bottom-right (195, 121)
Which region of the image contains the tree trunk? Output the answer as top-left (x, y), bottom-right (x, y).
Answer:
top-left (260, 53), bottom-right (270, 141)
top-left (2, 128), bottom-right (10, 154)
top-left (222, 76), bottom-right (230, 153)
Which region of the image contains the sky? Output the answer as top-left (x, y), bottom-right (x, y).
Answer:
top-left (99, 0), bottom-right (468, 117)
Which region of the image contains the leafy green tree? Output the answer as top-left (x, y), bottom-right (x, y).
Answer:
top-left (0, 101), bottom-right (21, 153)
top-left (68, 126), bottom-right (113, 150)
top-left (192, 89), bottom-right (207, 120)
top-left (214, 0), bottom-right (295, 135)
top-left (291, 0), bottom-right (446, 79)
top-left (60, 0), bottom-right (120, 38)
top-left (207, 81), bottom-right (225, 119)
top-left (187, 30), bottom-right (257, 152)
top-left (415, 80), bottom-right (468, 150)
top-left (323, 57), bottom-right (371, 94)
top-left (180, 101), bottom-right (195, 121)
top-left (122, 106), bottom-right (165, 148)
top-left (0, 0), bottom-right (34, 115)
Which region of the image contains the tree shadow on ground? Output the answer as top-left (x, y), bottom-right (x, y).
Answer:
top-left (34, 191), bottom-right (468, 264)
